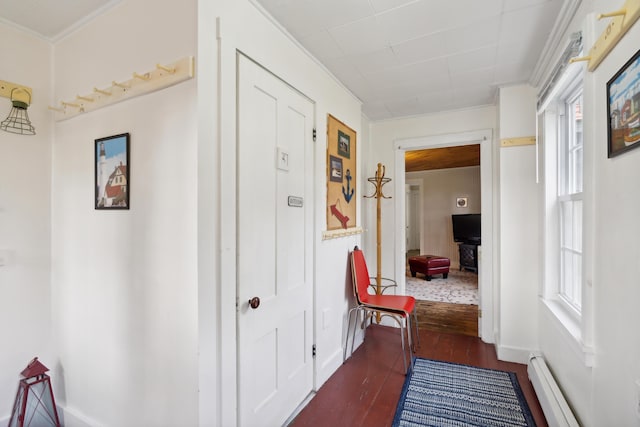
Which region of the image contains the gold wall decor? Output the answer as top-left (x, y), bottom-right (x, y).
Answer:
top-left (326, 114), bottom-right (357, 231)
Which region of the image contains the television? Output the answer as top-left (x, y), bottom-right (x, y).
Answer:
top-left (452, 214), bottom-right (481, 244)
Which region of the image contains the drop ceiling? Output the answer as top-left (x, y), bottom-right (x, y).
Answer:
top-left (1, 0), bottom-right (567, 120)
top-left (254, 0), bottom-right (566, 120)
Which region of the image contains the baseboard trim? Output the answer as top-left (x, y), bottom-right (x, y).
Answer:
top-left (60, 405), bottom-right (105, 427)
top-left (496, 343), bottom-right (531, 365)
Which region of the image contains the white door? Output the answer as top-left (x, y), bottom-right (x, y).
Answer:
top-left (237, 54), bottom-right (314, 427)
top-left (405, 187), bottom-right (420, 251)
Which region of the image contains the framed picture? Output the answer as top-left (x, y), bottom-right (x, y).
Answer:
top-left (456, 197), bottom-right (468, 208)
top-left (607, 47), bottom-right (640, 158)
top-left (326, 114), bottom-right (356, 231)
top-left (329, 155), bottom-right (343, 182)
top-left (337, 130), bottom-right (351, 158)
top-left (95, 133), bottom-right (130, 209)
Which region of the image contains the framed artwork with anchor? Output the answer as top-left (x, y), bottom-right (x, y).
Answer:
top-left (326, 114), bottom-right (357, 231)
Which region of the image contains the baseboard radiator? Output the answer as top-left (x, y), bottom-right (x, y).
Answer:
top-left (527, 353), bottom-right (579, 427)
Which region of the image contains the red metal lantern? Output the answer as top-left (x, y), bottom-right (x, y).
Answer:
top-left (8, 357), bottom-right (61, 427)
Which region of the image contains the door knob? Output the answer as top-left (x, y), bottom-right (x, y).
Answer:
top-left (248, 297), bottom-right (261, 309)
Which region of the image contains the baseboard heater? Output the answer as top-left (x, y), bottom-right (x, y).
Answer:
top-left (527, 353), bottom-right (579, 427)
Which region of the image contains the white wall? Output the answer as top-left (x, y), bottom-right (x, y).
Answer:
top-left (497, 85), bottom-right (539, 363)
top-left (50, 0), bottom-right (198, 425)
top-left (0, 23), bottom-right (53, 422)
top-left (536, 1), bottom-right (640, 425)
top-left (406, 166), bottom-right (481, 267)
top-left (199, 1), bottom-right (364, 425)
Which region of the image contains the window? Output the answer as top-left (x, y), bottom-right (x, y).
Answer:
top-left (558, 90), bottom-right (583, 313)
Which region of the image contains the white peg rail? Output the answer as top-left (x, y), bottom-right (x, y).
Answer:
top-left (50, 56), bottom-right (195, 121)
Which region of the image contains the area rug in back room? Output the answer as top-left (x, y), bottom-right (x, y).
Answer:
top-left (393, 358), bottom-right (536, 427)
top-left (405, 268), bottom-right (478, 305)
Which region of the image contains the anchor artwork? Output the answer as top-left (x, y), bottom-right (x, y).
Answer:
top-left (342, 169), bottom-right (354, 203)
top-left (326, 114), bottom-right (357, 231)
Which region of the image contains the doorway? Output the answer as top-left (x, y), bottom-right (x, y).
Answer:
top-left (393, 129), bottom-right (494, 342)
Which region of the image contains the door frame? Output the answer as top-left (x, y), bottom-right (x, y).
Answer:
top-left (393, 129), bottom-right (495, 342)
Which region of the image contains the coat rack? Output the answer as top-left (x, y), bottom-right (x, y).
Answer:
top-left (48, 56), bottom-right (194, 121)
top-left (569, 0), bottom-right (640, 71)
top-left (364, 163), bottom-right (391, 297)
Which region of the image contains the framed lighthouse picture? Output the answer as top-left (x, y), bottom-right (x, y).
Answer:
top-left (95, 133), bottom-right (130, 209)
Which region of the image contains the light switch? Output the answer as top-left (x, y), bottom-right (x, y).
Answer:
top-left (277, 147), bottom-right (289, 171)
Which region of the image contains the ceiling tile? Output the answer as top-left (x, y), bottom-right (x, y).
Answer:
top-left (450, 67), bottom-right (496, 90)
top-left (447, 45), bottom-right (497, 74)
top-left (362, 101), bottom-right (392, 120)
top-left (328, 16), bottom-right (389, 55)
top-left (369, 0), bottom-right (419, 13)
top-left (299, 30), bottom-right (346, 61)
top-left (391, 31), bottom-right (450, 64)
top-left (445, 16), bottom-right (500, 53)
top-left (347, 48), bottom-right (399, 75)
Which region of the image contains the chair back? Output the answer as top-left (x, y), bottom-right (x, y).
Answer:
top-left (350, 247), bottom-right (371, 304)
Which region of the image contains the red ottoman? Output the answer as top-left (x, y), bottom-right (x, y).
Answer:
top-left (408, 255), bottom-right (450, 281)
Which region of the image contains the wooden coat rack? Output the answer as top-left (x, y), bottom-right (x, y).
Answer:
top-left (364, 163), bottom-right (391, 297)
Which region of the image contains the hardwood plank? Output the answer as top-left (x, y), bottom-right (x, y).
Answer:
top-left (416, 299), bottom-right (478, 337)
top-left (290, 325), bottom-right (547, 427)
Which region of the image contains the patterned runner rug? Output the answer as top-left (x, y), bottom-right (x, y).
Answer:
top-left (405, 268), bottom-right (478, 305)
top-left (393, 358), bottom-right (536, 427)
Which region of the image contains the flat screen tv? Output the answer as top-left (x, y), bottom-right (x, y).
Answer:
top-left (452, 213), bottom-right (481, 244)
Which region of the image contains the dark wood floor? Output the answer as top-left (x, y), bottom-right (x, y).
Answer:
top-left (290, 325), bottom-right (547, 427)
top-left (416, 299), bottom-right (478, 337)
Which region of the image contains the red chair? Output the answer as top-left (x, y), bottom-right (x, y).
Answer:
top-left (344, 246), bottom-right (419, 373)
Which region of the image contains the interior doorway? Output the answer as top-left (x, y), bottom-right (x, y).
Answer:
top-left (393, 129), bottom-right (494, 342)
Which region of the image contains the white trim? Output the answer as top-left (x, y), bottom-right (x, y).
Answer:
top-left (393, 129), bottom-right (495, 342)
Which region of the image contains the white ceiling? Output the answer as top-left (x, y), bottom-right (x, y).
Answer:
top-left (0, 0), bottom-right (119, 41)
top-left (0, 0), bottom-right (566, 120)
top-left (255, 0), bottom-right (566, 119)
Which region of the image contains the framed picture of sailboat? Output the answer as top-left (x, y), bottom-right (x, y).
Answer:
top-left (607, 48), bottom-right (640, 158)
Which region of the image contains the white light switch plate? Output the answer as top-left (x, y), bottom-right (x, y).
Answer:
top-left (277, 147), bottom-right (289, 171)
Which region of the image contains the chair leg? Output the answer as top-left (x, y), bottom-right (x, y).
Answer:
top-left (343, 306), bottom-right (358, 362)
top-left (398, 318), bottom-right (408, 374)
top-left (412, 309), bottom-right (420, 351)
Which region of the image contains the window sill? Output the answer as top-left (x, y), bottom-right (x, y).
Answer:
top-left (541, 298), bottom-right (595, 367)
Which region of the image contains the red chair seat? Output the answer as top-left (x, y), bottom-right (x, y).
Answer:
top-left (361, 294), bottom-right (415, 314)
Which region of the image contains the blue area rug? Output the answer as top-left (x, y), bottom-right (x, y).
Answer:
top-left (393, 358), bottom-right (536, 427)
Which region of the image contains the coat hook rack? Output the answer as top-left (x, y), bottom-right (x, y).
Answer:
top-left (577, 0), bottom-right (640, 71)
top-left (112, 80), bottom-right (130, 89)
top-left (94, 87), bottom-right (112, 96)
top-left (51, 56), bottom-right (195, 122)
top-left (61, 101), bottom-right (80, 108)
top-left (132, 72), bottom-right (150, 81)
top-left (364, 163), bottom-right (392, 305)
top-left (156, 63), bottom-right (176, 74)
